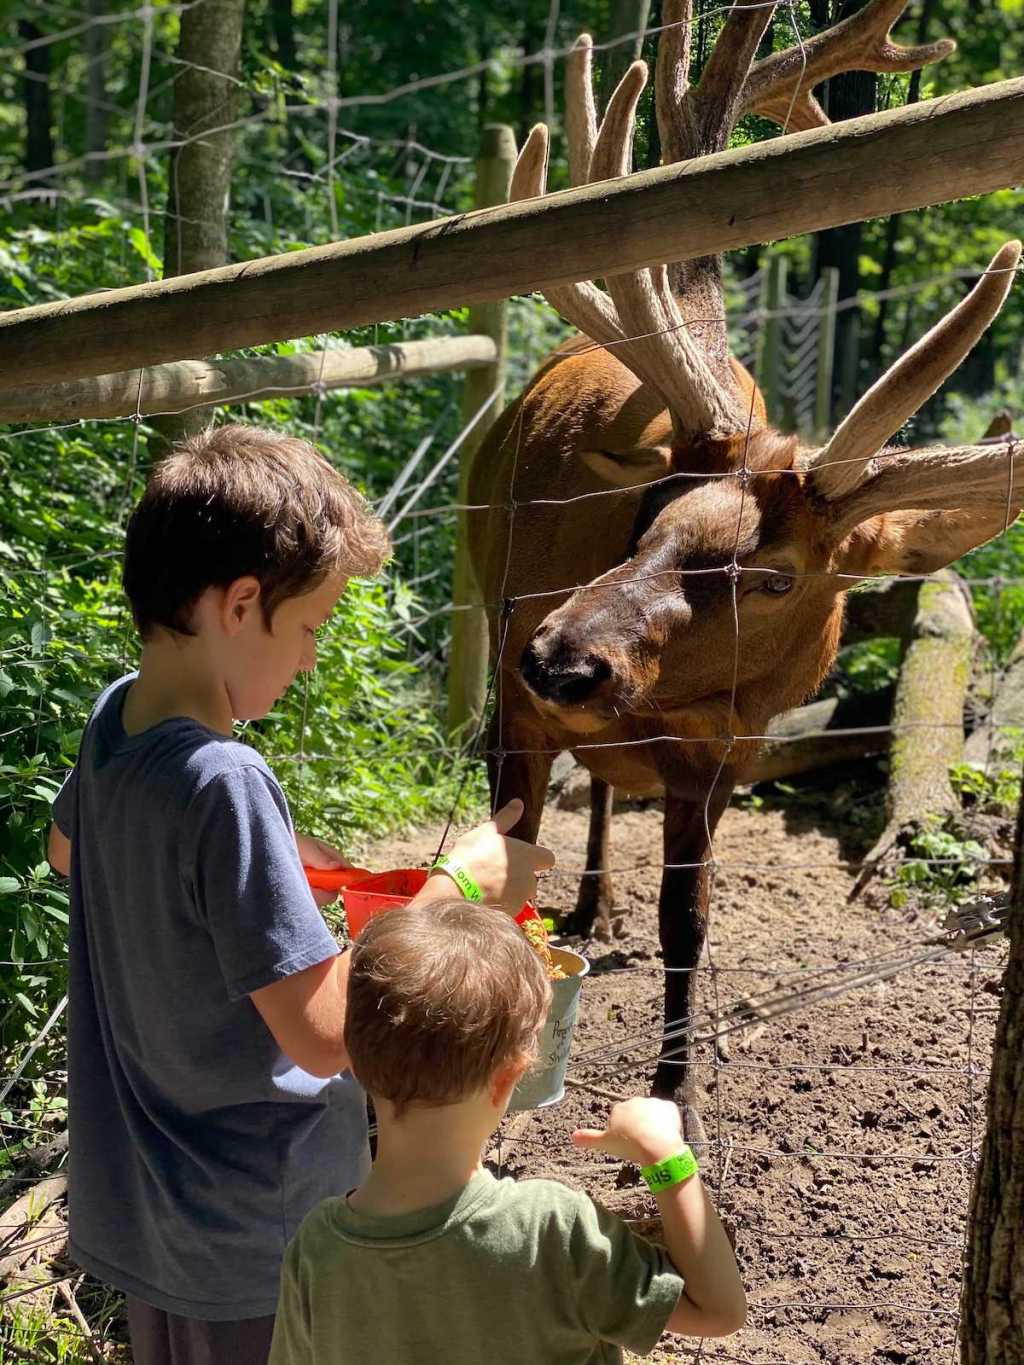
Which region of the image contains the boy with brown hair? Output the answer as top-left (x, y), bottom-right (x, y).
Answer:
top-left (47, 424), bottom-right (553, 1365)
top-left (270, 900), bottom-right (746, 1365)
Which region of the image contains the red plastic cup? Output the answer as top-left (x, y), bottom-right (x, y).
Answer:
top-left (343, 868), bottom-right (429, 937)
top-left (303, 865), bottom-right (372, 894)
top-left (342, 867), bottom-right (539, 938)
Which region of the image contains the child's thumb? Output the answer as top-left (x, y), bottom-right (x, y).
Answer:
top-left (571, 1128), bottom-right (609, 1148)
top-left (489, 798), bottom-right (524, 835)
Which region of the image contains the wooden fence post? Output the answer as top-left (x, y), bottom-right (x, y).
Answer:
top-left (814, 265), bottom-right (840, 439)
top-left (756, 250), bottom-right (788, 426)
top-left (446, 125), bottom-right (516, 743)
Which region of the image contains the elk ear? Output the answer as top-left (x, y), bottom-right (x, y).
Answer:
top-left (835, 506), bottom-right (1021, 579)
top-left (579, 446), bottom-right (673, 487)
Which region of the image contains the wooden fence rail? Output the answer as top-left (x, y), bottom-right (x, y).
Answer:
top-left (0, 335), bottom-right (498, 423)
top-left (1, 76), bottom-right (1022, 387)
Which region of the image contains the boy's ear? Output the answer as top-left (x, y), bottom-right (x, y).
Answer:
top-left (834, 508), bottom-right (1020, 578)
top-left (221, 576), bottom-right (263, 634)
top-left (488, 1055), bottom-right (532, 1110)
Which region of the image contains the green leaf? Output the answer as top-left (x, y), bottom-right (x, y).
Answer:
top-left (0, 877), bottom-right (20, 895)
top-left (128, 227), bottom-right (162, 275)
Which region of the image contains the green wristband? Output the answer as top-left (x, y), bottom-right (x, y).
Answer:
top-left (431, 854), bottom-right (483, 903)
top-left (640, 1148), bottom-right (699, 1193)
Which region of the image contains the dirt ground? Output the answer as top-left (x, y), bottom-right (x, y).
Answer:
top-left (365, 792), bottom-right (1007, 1365)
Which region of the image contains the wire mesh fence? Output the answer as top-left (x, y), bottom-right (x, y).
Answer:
top-left (1, 1), bottom-right (1022, 1361)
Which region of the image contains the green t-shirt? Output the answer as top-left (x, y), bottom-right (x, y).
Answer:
top-left (269, 1169), bottom-right (683, 1364)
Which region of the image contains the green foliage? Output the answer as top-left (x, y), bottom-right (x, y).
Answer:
top-left (829, 636), bottom-right (902, 698)
top-left (950, 752), bottom-right (1024, 812)
top-left (1, 419), bottom-right (131, 1052)
top-left (888, 818), bottom-right (988, 912)
top-left (248, 576), bottom-right (488, 847)
top-left (0, 1283), bottom-right (129, 1362)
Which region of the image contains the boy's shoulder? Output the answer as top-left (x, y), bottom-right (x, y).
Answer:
top-left (82, 672), bottom-right (278, 801)
top-left (493, 1175), bottom-right (623, 1235)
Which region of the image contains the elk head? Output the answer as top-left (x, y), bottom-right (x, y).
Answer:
top-left (510, 3), bottom-right (1021, 740)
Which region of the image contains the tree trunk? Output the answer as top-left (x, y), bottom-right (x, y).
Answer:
top-left (162, 0), bottom-right (246, 277)
top-left (19, 21), bottom-right (54, 175)
top-left (812, 0), bottom-right (877, 426)
top-left (959, 770), bottom-right (1024, 1362)
top-left (599, 0), bottom-right (652, 113)
top-left (870, 0), bottom-right (938, 364)
top-left (842, 578), bottom-right (924, 647)
top-left (85, 0), bottom-right (107, 182)
top-left (156, 0), bottom-right (246, 448)
top-left (270, 0), bottom-right (296, 71)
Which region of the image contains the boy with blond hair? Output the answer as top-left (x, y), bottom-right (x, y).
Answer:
top-left (270, 901), bottom-right (746, 1364)
top-left (48, 425), bottom-right (553, 1365)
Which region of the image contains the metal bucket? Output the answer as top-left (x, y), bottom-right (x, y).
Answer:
top-left (509, 945), bottom-right (590, 1111)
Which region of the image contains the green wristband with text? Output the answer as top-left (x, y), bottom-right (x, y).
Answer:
top-left (431, 854), bottom-right (483, 903)
top-left (640, 1148), bottom-right (699, 1193)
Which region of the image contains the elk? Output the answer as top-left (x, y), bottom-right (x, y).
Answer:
top-left (467, 0), bottom-right (1022, 1131)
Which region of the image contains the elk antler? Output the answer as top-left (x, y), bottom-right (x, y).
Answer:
top-left (655, 1), bottom-right (955, 160)
top-left (741, 0), bottom-right (956, 135)
top-left (657, 0), bottom-right (775, 164)
top-left (826, 440), bottom-right (1024, 546)
top-left (508, 38), bottom-right (747, 440)
top-left (808, 241), bottom-right (1022, 502)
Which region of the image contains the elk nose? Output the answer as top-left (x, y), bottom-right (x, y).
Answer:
top-left (521, 639), bottom-right (612, 705)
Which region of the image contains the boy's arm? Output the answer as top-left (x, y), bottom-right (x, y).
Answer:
top-left (573, 1098), bottom-right (746, 1340)
top-left (249, 950), bottom-right (351, 1079)
top-left (250, 797), bottom-right (553, 1078)
top-left (411, 799), bottom-right (555, 914)
top-left (656, 1170), bottom-right (746, 1338)
top-left (48, 823), bottom-right (71, 877)
top-left (267, 1239), bottom-right (312, 1365)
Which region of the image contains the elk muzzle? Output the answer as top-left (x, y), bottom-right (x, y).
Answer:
top-left (520, 631), bottom-right (614, 708)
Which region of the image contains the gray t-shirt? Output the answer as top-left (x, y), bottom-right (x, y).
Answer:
top-left (270, 1170), bottom-right (683, 1364)
top-left (53, 674), bottom-right (370, 1320)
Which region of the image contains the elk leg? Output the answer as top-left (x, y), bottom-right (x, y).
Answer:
top-left (564, 777), bottom-right (617, 941)
top-left (651, 787), bottom-right (731, 1149)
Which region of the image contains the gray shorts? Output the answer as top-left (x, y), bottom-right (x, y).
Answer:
top-left (126, 1297), bottom-right (276, 1365)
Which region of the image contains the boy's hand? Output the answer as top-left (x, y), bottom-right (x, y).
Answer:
top-left (572, 1097), bottom-right (685, 1168)
top-left (296, 832), bottom-right (352, 907)
top-left (430, 799), bottom-right (555, 913)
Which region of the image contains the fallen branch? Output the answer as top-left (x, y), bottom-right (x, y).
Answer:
top-left (0, 1174), bottom-right (67, 1276)
top-left (58, 1277), bottom-right (106, 1365)
top-left (745, 688), bottom-right (893, 784)
top-left (854, 571), bottom-right (974, 886)
top-left (0, 1130), bottom-right (68, 1205)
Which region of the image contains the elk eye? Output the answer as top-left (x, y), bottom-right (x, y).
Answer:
top-left (762, 572), bottom-right (794, 595)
